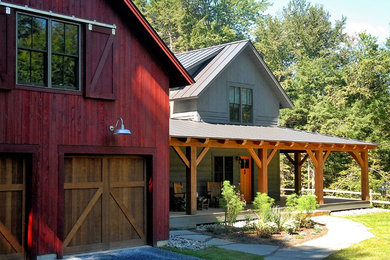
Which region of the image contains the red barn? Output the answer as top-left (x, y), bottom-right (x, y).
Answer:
top-left (0, 0), bottom-right (193, 259)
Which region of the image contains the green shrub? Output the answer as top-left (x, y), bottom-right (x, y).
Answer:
top-left (282, 218), bottom-right (299, 234)
top-left (255, 220), bottom-right (278, 238)
top-left (220, 180), bottom-right (246, 227)
top-left (285, 194), bottom-right (319, 227)
top-left (266, 207), bottom-right (284, 232)
top-left (253, 192), bottom-right (274, 217)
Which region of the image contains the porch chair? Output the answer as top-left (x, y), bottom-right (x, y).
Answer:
top-left (207, 182), bottom-right (222, 207)
top-left (170, 182), bottom-right (186, 211)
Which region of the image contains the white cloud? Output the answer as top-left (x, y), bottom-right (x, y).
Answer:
top-left (344, 22), bottom-right (389, 43)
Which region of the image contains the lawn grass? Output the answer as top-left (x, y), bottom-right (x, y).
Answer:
top-left (163, 246), bottom-right (264, 260)
top-left (326, 212), bottom-right (390, 260)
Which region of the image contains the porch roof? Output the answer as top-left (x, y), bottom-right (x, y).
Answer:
top-left (170, 119), bottom-right (377, 150)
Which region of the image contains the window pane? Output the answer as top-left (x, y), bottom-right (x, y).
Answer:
top-left (18, 15), bottom-right (32, 48)
top-left (248, 89), bottom-right (252, 105)
top-left (30, 52), bottom-right (45, 85)
top-left (225, 157), bottom-right (233, 183)
top-left (214, 157), bottom-right (223, 182)
top-left (17, 50), bottom-right (31, 83)
top-left (52, 54), bottom-right (63, 86)
top-left (234, 87), bottom-right (240, 103)
top-left (65, 24), bottom-right (78, 55)
top-left (229, 87), bottom-right (235, 103)
top-left (242, 104), bottom-right (252, 123)
top-left (64, 57), bottom-right (77, 89)
top-left (242, 89), bottom-right (247, 104)
top-left (52, 21), bottom-right (65, 53)
top-left (32, 17), bottom-right (47, 50)
top-left (230, 104), bottom-right (240, 122)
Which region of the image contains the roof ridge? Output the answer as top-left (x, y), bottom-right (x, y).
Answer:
top-left (176, 39), bottom-right (249, 56)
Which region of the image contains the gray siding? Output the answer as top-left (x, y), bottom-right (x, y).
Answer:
top-left (172, 48), bottom-right (281, 126)
top-left (170, 147), bottom-right (280, 201)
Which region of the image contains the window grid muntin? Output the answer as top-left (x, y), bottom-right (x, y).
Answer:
top-left (16, 12), bottom-right (80, 91)
top-left (229, 86), bottom-right (253, 123)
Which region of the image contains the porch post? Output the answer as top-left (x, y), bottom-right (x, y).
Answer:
top-left (361, 150), bottom-right (369, 201)
top-left (258, 148), bottom-right (268, 194)
top-left (186, 146), bottom-right (197, 215)
top-left (294, 152), bottom-right (302, 195)
top-left (314, 150), bottom-right (324, 204)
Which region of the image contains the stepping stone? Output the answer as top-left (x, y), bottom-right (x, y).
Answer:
top-left (170, 230), bottom-right (199, 237)
top-left (178, 234), bottom-right (212, 242)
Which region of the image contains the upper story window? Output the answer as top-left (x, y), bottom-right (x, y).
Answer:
top-left (17, 13), bottom-right (79, 90)
top-left (229, 86), bottom-right (253, 123)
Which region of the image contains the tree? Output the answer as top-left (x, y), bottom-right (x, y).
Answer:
top-left (134, 0), bottom-right (269, 52)
top-left (255, 0), bottom-right (390, 192)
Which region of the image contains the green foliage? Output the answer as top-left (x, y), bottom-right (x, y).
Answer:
top-left (253, 192), bottom-right (274, 217)
top-left (220, 181), bottom-right (246, 227)
top-left (256, 0), bottom-right (390, 193)
top-left (134, 0), bottom-right (269, 51)
top-left (255, 220), bottom-right (278, 238)
top-left (286, 194), bottom-right (318, 227)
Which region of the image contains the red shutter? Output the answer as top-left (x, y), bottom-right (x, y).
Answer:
top-left (0, 6), bottom-right (15, 90)
top-left (85, 24), bottom-right (116, 100)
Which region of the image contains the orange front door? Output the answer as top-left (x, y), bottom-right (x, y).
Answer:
top-left (240, 156), bottom-right (252, 202)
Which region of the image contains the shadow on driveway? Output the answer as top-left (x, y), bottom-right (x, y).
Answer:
top-left (65, 246), bottom-right (202, 260)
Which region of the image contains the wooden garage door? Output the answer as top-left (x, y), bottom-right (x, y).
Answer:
top-left (0, 155), bottom-right (26, 260)
top-left (63, 156), bottom-right (146, 254)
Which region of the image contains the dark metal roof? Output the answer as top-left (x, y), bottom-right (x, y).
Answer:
top-left (170, 119), bottom-right (376, 146)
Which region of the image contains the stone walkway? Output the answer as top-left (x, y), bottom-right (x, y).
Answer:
top-left (170, 215), bottom-right (375, 259)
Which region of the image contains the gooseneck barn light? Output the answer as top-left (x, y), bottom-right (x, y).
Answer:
top-left (109, 117), bottom-right (131, 135)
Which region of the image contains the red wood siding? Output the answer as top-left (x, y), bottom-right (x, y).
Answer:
top-left (0, 0), bottom-right (171, 257)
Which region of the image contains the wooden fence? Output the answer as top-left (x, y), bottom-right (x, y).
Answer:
top-left (281, 188), bottom-right (390, 206)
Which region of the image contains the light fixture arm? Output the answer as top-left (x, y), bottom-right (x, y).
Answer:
top-left (109, 117), bottom-right (124, 132)
top-left (109, 117), bottom-right (131, 135)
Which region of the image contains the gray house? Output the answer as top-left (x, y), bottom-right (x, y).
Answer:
top-left (169, 40), bottom-right (376, 215)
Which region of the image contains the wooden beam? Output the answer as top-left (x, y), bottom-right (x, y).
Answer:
top-left (258, 149), bottom-right (268, 194)
top-left (361, 150), bottom-right (369, 201)
top-left (294, 152), bottom-right (302, 195)
top-left (0, 220), bottom-right (24, 253)
top-left (185, 137), bottom-right (192, 143)
top-left (283, 152), bottom-right (295, 165)
top-left (247, 148), bottom-right (262, 169)
top-left (299, 154), bottom-right (309, 166)
top-left (238, 139), bottom-right (247, 146)
top-left (314, 150), bottom-right (324, 204)
top-left (186, 146), bottom-right (197, 215)
top-left (323, 150), bottom-right (331, 162)
top-left (202, 138), bottom-right (210, 144)
top-left (306, 149), bottom-right (318, 167)
top-left (172, 146), bottom-right (189, 168)
top-left (267, 148), bottom-right (278, 165)
top-left (169, 137), bottom-right (377, 151)
top-left (196, 147), bottom-right (209, 166)
top-left (349, 151), bottom-right (364, 167)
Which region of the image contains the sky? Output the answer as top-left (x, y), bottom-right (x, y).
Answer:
top-left (265, 0), bottom-right (390, 44)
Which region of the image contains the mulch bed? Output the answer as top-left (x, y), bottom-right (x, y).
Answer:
top-left (198, 222), bottom-right (328, 247)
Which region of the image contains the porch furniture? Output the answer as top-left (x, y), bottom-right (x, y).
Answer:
top-left (170, 182), bottom-right (186, 211)
top-left (207, 182), bottom-right (222, 207)
top-left (197, 195), bottom-right (209, 210)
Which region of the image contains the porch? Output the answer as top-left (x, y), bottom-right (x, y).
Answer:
top-left (169, 197), bottom-right (370, 229)
top-left (170, 119), bottom-right (377, 215)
